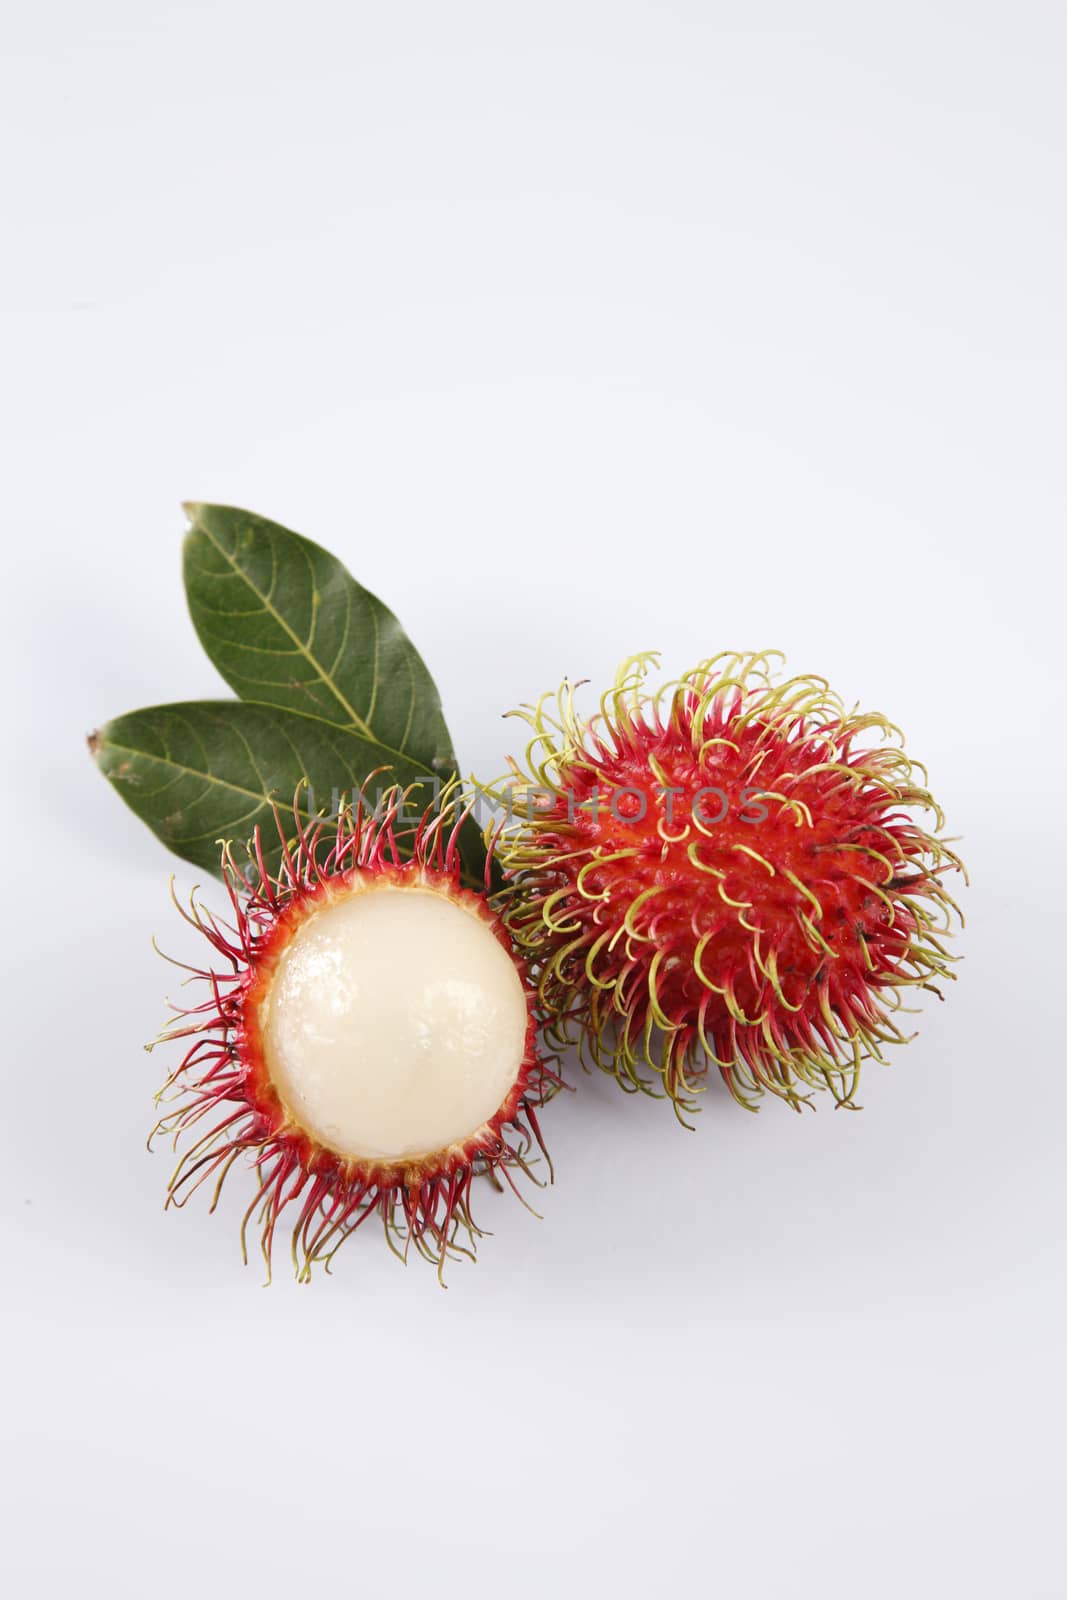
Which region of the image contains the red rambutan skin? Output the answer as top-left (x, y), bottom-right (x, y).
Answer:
top-left (153, 789), bottom-right (556, 1281)
top-left (497, 654), bottom-right (965, 1114)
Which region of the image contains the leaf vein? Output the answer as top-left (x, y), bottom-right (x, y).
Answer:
top-left (197, 518), bottom-right (374, 739)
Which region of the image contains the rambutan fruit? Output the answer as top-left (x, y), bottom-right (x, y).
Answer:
top-left (494, 652), bottom-right (965, 1118)
top-left (151, 788), bottom-right (556, 1281)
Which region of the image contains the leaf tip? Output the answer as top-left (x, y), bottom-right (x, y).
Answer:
top-left (87, 728), bottom-right (101, 760)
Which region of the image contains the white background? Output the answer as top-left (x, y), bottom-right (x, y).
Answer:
top-left (2, 4), bottom-right (1064, 1596)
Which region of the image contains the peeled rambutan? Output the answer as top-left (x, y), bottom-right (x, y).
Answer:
top-left (495, 652), bottom-right (965, 1117)
top-left (151, 787), bottom-right (556, 1281)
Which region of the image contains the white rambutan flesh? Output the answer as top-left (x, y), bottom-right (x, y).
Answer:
top-left (258, 885), bottom-right (530, 1162)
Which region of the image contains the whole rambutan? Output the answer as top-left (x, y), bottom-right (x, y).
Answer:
top-left (494, 652), bottom-right (965, 1118)
top-left (152, 787), bottom-right (556, 1281)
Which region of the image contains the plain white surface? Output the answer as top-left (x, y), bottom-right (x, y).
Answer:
top-left (2, 4), bottom-right (1064, 1596)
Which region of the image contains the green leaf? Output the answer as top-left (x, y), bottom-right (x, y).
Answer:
top-left (182, 503), bottom-right (456, 775)
top-left (91, 701), bottom-right (489, 887)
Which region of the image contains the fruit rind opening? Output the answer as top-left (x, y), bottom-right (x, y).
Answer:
top-left (151, 787), bottom-right (556, 1281)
